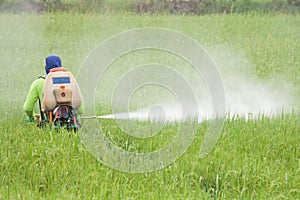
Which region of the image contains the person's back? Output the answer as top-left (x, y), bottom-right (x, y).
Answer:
top-left (42, 67), bottom-right (82, 112)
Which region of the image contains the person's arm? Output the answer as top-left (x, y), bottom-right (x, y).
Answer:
top-left (23, 79), bottom-right (43, 119)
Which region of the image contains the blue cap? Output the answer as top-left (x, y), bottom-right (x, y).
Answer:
top-left (45, 55), bottom-right (62, 74)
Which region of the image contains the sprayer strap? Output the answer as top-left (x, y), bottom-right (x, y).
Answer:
top-left (38, 98), bottom-right (45, 121)
top-left (37, 75), bottom-right (45, 121)
top-left (38, 75), bottom-right (46, 79)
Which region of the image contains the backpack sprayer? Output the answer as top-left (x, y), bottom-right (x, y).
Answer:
top-left (39, 67), bottom-right (82, 131)
top-left (37, 67), bottom-right (147, 131)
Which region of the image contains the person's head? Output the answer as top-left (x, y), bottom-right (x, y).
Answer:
top-left (45, 54), bottom-right (62, 74)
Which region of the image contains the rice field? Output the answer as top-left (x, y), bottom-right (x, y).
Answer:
top-left (0, 13), bottom-right (299, 199)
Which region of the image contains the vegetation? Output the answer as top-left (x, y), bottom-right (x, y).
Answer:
top-left (0, 112), bottom-right (299, 199)
top-left (0, 0), bottom-right (299, 14)
top-left (0, 7), bottom-right (299, 200)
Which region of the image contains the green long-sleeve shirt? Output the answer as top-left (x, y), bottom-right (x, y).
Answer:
top-left (23, 77), bottom-right (45, 118)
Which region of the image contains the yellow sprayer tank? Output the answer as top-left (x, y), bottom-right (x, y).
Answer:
top-left (42, 67), bottom-right (82, 111)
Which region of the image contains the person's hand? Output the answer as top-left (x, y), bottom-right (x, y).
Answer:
top-left (35, 114), bottom-right (41, 121)
top-left (23, 118), bottom-right (35, 123)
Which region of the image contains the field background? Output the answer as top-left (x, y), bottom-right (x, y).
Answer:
top-left (1, 0), bottom-right (300, 14)
top-left (0, 1), bottom-right (300, 199)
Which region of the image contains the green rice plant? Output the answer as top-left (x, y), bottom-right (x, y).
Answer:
top-left (0, 13), bottom-right (299, 199)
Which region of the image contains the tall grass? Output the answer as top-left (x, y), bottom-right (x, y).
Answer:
top-left (1, 0), bottom-right (300, 14)
top-left (1, 112), bottom-right (299, 199)
top-left (0, 13), bottom-right (299, 199)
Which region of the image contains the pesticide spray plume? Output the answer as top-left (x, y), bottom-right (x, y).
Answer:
top-left (81, 46), bottom-right (298, 123)
top-left (211, 47), bottom-right (298, 120)
top-left (80, 105), bottom-right (183, 122)
top-left (80, 112), bottom-right (149, 120)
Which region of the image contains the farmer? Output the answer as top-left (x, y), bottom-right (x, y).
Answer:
top-left (23, 54), bottom-right (62, 122)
